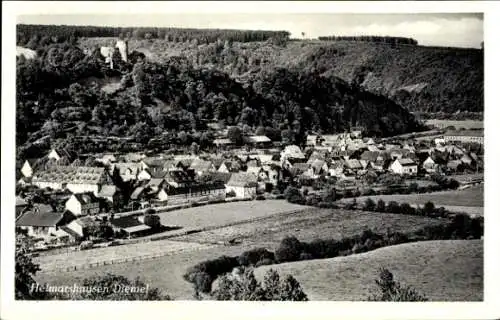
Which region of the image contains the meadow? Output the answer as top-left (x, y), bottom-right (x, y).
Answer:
top-left (340, 185), bottom-right (484, 215)
top-left (425, 119), bottom-right (483, 129)
top-left (254, 240), bottom-right (483, 301)
top-left (36, 205), bottom-right (446, 299)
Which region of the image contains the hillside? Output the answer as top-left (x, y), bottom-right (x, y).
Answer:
top-left (16, 39), bottom-right (423, 160)
top-left (79, 38), bottom-right (483, 114)
top-left (254, 240), bottom-right (483, 301)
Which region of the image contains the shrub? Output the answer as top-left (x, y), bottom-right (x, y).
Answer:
top-left (238, 248), bottom-right (275, 267)
top-left (275, 236), bottom-right (304, 263)
top-left (368, 268), bottom-right (428, 301)
top-left (408, 182), bottom-right (419, 193)
top-left (284, 186), bottom-right (305, 204)
top-left (363, 198), bottom-right (376, 211)
top-left (184, 255), bottom-right (240, 293)
top-left (305, 239), bottom-right (340, 259)
top-left (143, 214), bottom-right (161, 228)
top-left (226, 190), bottom-right (236, 198)
top-left (255, 195), bottom-right (265, 200)
top-left (423, 201), bottom-right (435, 215)
top-left (376, 199), bottom-right (386, 212)
top-left (386, 201), bottom-right (400, 213)
top-left (400, 203), bottom-right (415, 215)
top-left (211, 268), bottom-right (308, 301)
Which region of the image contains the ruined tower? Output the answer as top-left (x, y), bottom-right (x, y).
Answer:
top-left (115, 40), bottom-right (128, 63)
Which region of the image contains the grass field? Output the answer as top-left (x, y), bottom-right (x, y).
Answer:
top-left (157, 200), bottom-right (309, 231)
top-left (173, 208), bottom-right (445, 248)
top-left (425, 119), bottom-right (483, 129)
top-left (340, 185), bottom-right (484, 215)
top-left (254, 240), bottom-right (483, 301)
top-left (36, 205), bottom-right (446, 299)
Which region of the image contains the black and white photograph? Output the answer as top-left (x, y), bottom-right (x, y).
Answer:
top-left (2, 1), bottom-right (499, 319)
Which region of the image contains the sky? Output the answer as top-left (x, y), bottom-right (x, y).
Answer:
top-left (18, 13), bottom-right (483, 48)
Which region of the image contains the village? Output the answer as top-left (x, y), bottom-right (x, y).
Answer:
top-left (15, 125), bottom-right (484, 253)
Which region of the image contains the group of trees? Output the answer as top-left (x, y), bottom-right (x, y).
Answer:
top-left (17, 24), bottom-right (291, 49)
top-left (318, 35), bottom-right (418, 46)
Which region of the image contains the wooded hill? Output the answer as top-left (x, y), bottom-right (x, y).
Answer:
top-left (77, 37), bottom-right (483, 114)
top-left (16, 38), bottom-right (424, 159)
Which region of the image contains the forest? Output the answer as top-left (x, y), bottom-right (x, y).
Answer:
top-left (318, 35), bottom-right (418, 46)
top-left (16, 24), bottom-right (430, 161)
top-left (17, 24), bottom-right (291, 48)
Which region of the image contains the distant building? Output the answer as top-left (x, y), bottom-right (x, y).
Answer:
top-left (389, 158), bottom-right (418, 175)
top-left (443, 130), bottom-right (484, 144)
top-left (16, 204), bottom-right (75, 240)
top-left (243, 135), bottom-right (272, 148)
top-left (65, 192), bottom-right (101, 216)
top-left (226, 172), bottom-right (258, 199)
top-left (32, 166), bottom-right (111, 194)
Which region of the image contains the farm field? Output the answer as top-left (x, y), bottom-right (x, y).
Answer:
top-left (36, 206), bottom-right (446, 299)
top-left (157, 200), bottom-right (309, 231)
top-left (254, 240), bottom-right (483, 301)
top-left (340, 185), bottom-right (484, 215)
top-left (173, 208), bottom-right (446, 248)
top-left (425, 119), bottom-right (483, 129)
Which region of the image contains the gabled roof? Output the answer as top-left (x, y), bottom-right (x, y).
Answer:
top-left (246, 166), bottom-right (263, 175)
top-left (74, 216), bottom-right (96, 227)
top-left (396, 158), bottom-right (417, 166)
top-left (345, 159), bottom-right (363, 169)
top-left (203, 172), bottom-right (233, 184)
top-left (16, 206), bottom-right (73, 227)
top-left (243, 135), bottom-right (271, 143)
top-left (227, 172), bottom-right (258, 187)
top-left (360, 151), bottom-right (381, 162)
top-left (189, 159), bottom-right (214, 172)
top-left (32, 166), bottom-right (106, 185)
top-left (282, 145), bottom-right (305, 159)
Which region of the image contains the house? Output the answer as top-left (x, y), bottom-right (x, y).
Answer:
top-left (48, 148), bottom-right (77, 163)
top-left (110, 216), bottom-right (151, 238)
top-left (226, 172), bottom-right (258, 199)
top-left (189, 159), bottom-right (216, 176)
top-left (344, 159), bottom-right (363, 171)
top-left (243, 135), bottom-right (272, 148)
top-left (218, 161), bottom-right (241, 173)
top-left (389, 158), bottom-right (418, 175)
top-left (65, 192), bottom-right (101, 216)
top-left (21, 158), bottom-right (42, 178)
top-left (328, 162), bottom-right (345, 177)
top-left (158, 181), bottom-right (226, 206)
top-left (16, 196), bottom-right (29, 218)
top-left (64, 216), bottom-right (96, 239)
top-left (281, 145), bottom-right (306, 162)
top-left (213, 138), bottom-right (235, 149)
top-left (16, 204), bottom-right (75, 239)
top-left (423, 156), bottom-right (439, 173)
top-left (32, 166), bottom-right (111, 195)
top-left (443, 129), bottom-right (484, 144)
top-left (309, 159), bottom-right (329, 177)
top-left (113, 162), bottom-right (142, 182)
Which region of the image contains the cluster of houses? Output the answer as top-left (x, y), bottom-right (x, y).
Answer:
top-left (15, 127), bottom-right (483, 247)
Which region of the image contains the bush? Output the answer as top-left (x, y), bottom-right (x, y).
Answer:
top-left (255, 195), bottom-right (266, 200)
top-left (299, 252), bottom-right (314, 260)
top-left (238, 248), bottom-right (275, 267)
top-left (226, 190), bottom-right (236, 198)
top-left (423, 201), bottom-right (435, 215)
top-left (143, 214), bottom-right (161, 228)
top-left (376, 199), bottom-right (386, 212)
top-left (275, 236), bottom-right (304, 263)
top-left (363, 198), bottom-right (376, 211)
top-left (184, 255), bottom-right (240, 293)
top-left (368, 268), bottom-right (428, 301)
top-left (408, 182), bottom-right (419, 193)
top-left (399, 203), bottom-right (415, 215)
top-left (284, 186), bottom-right (305, 204)
top-left (386, 201), bottom-right (400, 213)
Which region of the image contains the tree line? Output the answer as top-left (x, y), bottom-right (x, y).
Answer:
top-left (17, 24), bottom-right (291, 49)
top-left (318, 35), bottom-right (418, 45)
